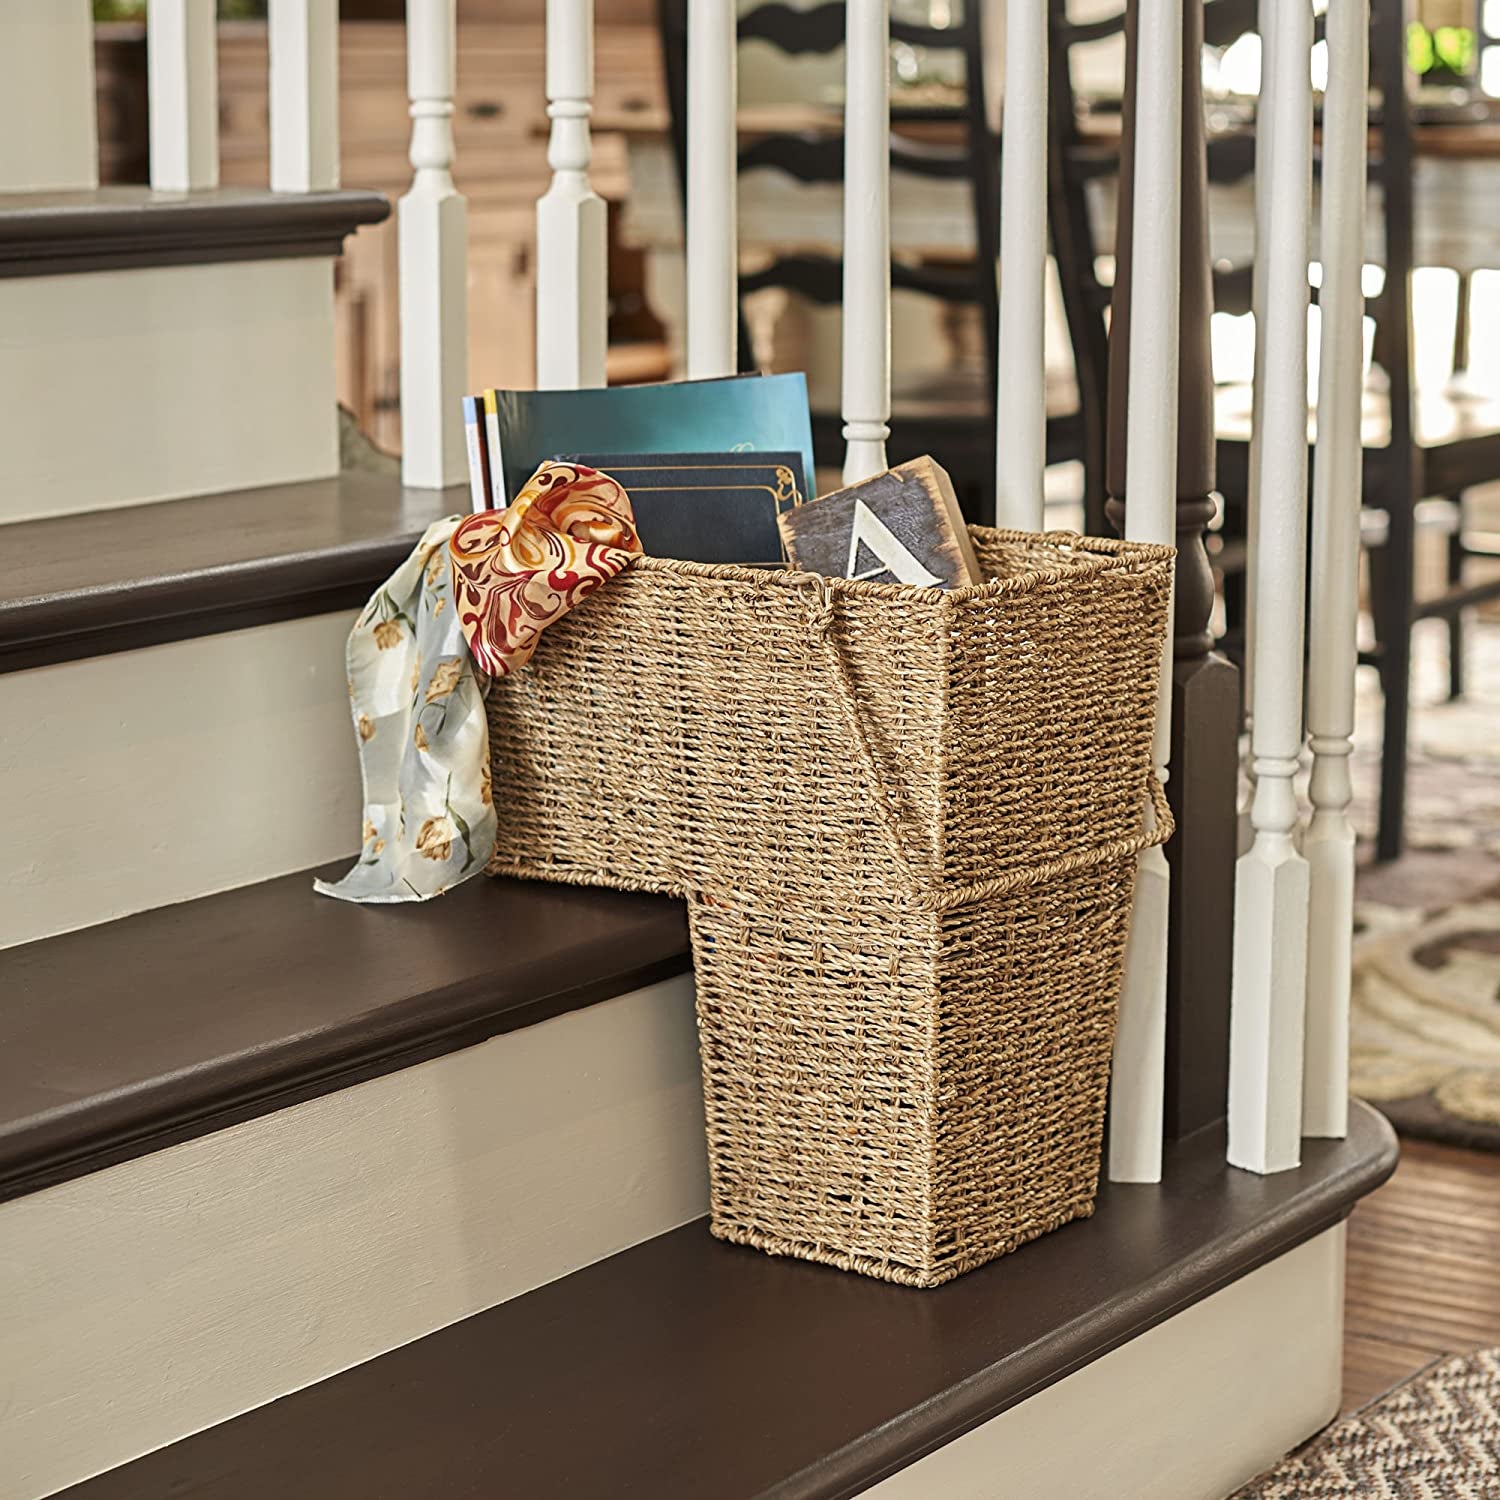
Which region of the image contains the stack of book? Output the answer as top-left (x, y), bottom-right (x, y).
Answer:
top-left (461, 372), bottom-right (983, 588)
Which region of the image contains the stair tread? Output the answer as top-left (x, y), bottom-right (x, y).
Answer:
top-left (0, 862), bottom-right (690, 1203)
top-left (0, 184), bottom-right (389, 278)
top-left (60, 1103), bottom-right (1397, 1500)
top-left (0, 470), bottom-right (465, 672)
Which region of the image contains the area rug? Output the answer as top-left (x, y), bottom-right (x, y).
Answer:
top-left (1351, 897), bottom-right (1500, 1150)
top-left (1347, 619), bottom-right (1500, 1149)
top-left (1233, 1348), bottom-right (1500, 1497)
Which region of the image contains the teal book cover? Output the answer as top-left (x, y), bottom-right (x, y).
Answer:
top-left (483, 373), bottom-right (815, 506)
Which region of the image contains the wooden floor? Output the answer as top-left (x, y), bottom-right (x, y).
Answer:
top-left (1343, 1136), bottom-right (1500, 1410)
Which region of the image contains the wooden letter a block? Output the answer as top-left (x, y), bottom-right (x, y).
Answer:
top-left (777, 456), bottom-right (981, 589)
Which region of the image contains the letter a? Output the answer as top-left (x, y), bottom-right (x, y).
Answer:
top-left (844, 499), bottom-right (943, 586)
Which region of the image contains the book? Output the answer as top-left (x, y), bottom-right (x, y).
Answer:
top-left (473, 373), bottom-right (816, 508)
top-left (571, 451), bottom-right (806, 564)
top-left (776, 455), bottom-right (981, 590)
top-left (461, 396), bottom-right (493, 514)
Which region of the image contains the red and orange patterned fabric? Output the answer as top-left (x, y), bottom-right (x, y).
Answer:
top-left (449, 461), bottom-right (642, 678)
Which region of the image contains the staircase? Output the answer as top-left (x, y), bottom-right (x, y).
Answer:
top-left (0, 3), bottom-right (1396, 1498)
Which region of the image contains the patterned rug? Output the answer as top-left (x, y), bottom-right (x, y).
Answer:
top-left (1347, 620), bottom-right (1500, 1150)
top-left (1234, 1348), bottom-right (1500, 1497)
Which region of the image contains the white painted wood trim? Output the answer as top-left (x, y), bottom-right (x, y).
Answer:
top-left (994, 0), bottom-right (1047, 529)
top-left (3, 975), bottom-right (708, 1500)
top-left (535, 0), bottom-right (609, 389)
top-left (1107, 0), bottom-right (1182, 1186)
top-left (869, 1225), bottom-right (1346, 1500)
top-left (1303, 0), bottom-right (1369, 1142)
top-left (0, 611), bottom-right (357, 950)
top-left (0, 0), bottom-right (99, 193)
top-left (841, 0), bottom-right (893, 484)
top-left (147, 0), bottom-right (220, 191)
top-left (268, 0), bottom-right (340, 192)
top-left (1229, 0), bottom-right (1314, 1176)
top-left (685, 0), bottom-right (739, 378)
top-left (1238, 32), bottom-right (1278, 859)
top-left (0, 258), bottom-right (339, 524)
top-left (399, 0), bottom-right (470, 488)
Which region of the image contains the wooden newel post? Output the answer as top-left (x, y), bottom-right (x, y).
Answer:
top-left (1108, 0), bottom-right (1241, 1143)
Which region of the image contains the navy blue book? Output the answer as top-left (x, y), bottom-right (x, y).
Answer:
top-left (574, 452), bottom-right (807, 564)
top-left (477, 373), bottom-right (815, 507)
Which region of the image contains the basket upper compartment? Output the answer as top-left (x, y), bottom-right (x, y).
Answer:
top-left (485, 526), bottom-right (1173, 910)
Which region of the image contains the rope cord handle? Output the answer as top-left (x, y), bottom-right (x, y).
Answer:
top-left (796, 575), bottom-right (1174, 914)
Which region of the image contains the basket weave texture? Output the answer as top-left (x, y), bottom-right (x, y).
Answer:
top-left (486, 527), bottom-right (1174, 1286)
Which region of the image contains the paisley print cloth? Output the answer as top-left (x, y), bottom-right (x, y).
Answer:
top-left (450, 461), bottom-right (642, 678)
top-left (318, 462), bottom-right (640, 904)
top-left (316, 516), bottom-right (497, 903)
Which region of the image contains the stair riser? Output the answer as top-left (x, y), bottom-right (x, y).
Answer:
top-left (3, 973), bottom-right (708, 1500)
top-left (870, 1225), bottom-right (1345, 1500)
top-left (0, 258), bottom-right (338, 523)
top-left (0, 610), bottom-right (359, 949)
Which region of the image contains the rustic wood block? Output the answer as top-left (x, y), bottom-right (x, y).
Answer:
top-left (777, 455), bottom-right (981, 588)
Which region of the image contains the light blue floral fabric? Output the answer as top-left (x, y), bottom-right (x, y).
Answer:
top-left (315, 517), bottom-right (497, 903)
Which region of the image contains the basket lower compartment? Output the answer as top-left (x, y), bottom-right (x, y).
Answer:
top-left (689, 856), bottom-right (1136, 1288)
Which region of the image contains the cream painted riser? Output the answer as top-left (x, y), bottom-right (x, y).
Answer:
top-left (0, 259), bottom-right (337, 524)
top-left (0, 611), bottom-right (359, 949)
top-left (872, 1227), bottom-right (1345, 1500)
top-left (1, 974), bottom-right (707, 1500)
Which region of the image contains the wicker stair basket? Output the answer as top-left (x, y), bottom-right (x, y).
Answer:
top-left (486, 527), bottom-right (1174, 1286)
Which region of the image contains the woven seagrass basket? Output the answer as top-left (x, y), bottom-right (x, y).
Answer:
top-left (486, 527), bottom-right (1174, 1286)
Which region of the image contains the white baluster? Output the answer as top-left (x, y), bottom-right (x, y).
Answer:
top-left (1303, 0), bottom-right (1368, 1141)
top-left (1238, 69), bottom-right (1276, 857)
top-left (1228, 0), bottom-right (1314, 1175)
top-left (841, 0), bottom-right (891, 484)
top-left (686, 0), bottom-right (738, 379)
top-left (1106, 0), bottom-right (1181, 1187)
top-left (269, 0), bottom-right (339, 192)
top-left (994, 0), bottom-right (1047, 529)
top-left (399, 0), bottom-right (468, 489)
top-left (536, 0), bottom-right (608, 389)
top-left (147, 0), bottom-right (218, 191)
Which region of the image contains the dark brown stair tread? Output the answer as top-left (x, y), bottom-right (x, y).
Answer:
top-left (0, 864), bottom-right (690, 1203)
top-left (62, 1102), bottom-right (1397, 1500)
top-left (0, 471), bottom-right (466, 672)
top-left (0, 185), bottom-right (390, 277)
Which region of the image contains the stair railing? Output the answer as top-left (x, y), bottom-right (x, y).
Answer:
top-left (134, 0), bottom-right (1367, 1178)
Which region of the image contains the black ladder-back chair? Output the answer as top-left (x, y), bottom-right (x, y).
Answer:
top-left (1048, 0), bottom-right (1500, 860)
top-left (658, 0), bottom-right (1086, 523)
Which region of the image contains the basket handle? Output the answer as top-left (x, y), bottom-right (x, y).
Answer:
top-left (796, 575), bottom-right (1174, 914)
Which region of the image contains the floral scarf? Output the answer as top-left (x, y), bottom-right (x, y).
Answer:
top-left (449, 461), bottom-right (642, 678)
top-left (318, 463), bottom-right (641, 904)
top-left (315, 516), bottom-right (496, 903)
